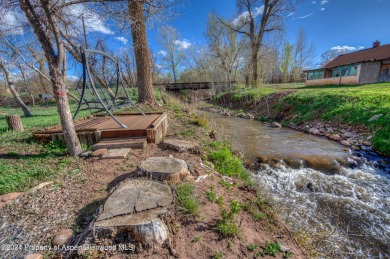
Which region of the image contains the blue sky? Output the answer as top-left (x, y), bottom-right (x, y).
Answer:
top-left (139, 0), bottom-right (390, 67)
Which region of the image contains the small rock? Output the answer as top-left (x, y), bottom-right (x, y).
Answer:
top-left (352, 146), bottom-right (361, 151)
top-left (278, 242), bottom-right (291, 253)
top-left (91, 149), bottom-right (108, 157)
top-left (271, 122), bottom-right (282, 128)
top-left (52, 229), bottom-right (74, 246)
top-left (367, 135), bottom-right (373, 140)
top-left (341, 140), bottom-right (351, 146)
top-left (79, 150), bottom-right (92, 157)
top-left (168, 154), bottom-right (173, 158)
top-left (24, 254), bottom-right (43, 259)
top-left (343, 132), bottom-right (354, 138)
top-left (368, 114), bottom-right (382, 122)
top-left (101, 148), bottom-right (130, 159)
top-left (329, 134), bottom-right (341, 141)
top-left (363, 141), bottom-right (371, 146)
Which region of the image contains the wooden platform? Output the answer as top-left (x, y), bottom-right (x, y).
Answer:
top-left (33, 112), bottom-right (168, 147)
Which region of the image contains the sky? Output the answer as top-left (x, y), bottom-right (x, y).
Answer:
top-left (139, 0), bottom-right (390, 68)
top-left (2, 0), bottom-right (390, 78)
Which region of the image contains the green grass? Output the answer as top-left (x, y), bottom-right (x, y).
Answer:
top-left (262, 241), bottom-right (281, 257)
top-left (216, 199), bottom-right (241, 237)
top-left (176, 183), bottom-right (200, 216)
top-left (208, 141), bottom-right (250, 181)
top-left (214, 83), bottom-right (390, 155)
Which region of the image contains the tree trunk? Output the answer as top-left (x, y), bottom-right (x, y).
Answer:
top-left (0, 63), bottom-right (32, 117)
top-left (50, 70), bottom-right (82, 156)
top-left (251, 46), bottom-right (259, 87)
top-left (6, 115), bottom-right (24, 132)
top-left (129, 0), bottom-right (158, 105)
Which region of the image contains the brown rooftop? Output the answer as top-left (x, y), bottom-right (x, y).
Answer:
top-left (324, 44), bottom-right (390, 68)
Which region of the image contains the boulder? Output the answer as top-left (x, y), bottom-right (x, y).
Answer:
top-left (341, 140), bottom-right (351, 146)
top-left (136, 157), bottom-right (190, 184)
top-left (161, 139), bottom-right (200, 154)
top-left (271, 122), bottom-right (282, 128)
top-left (52, 229), bottom-right (74, 246)
top-left (329, 134), bottom-right (341, 141)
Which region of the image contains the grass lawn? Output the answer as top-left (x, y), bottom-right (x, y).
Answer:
top-left (215, 82), bottom-right (390, 155)
top-left (0, 87), bottom-right (165, 195)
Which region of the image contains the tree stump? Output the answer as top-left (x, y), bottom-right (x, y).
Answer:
top-left (137, 157), bottom-right (190, 183)
top-left (6, 115), bottom-right (24, 132)
top-left (94, 179), bottom-right (172, 249)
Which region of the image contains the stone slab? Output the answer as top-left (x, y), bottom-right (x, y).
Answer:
top-left (101, 148), bottom-right (130, 159)
top-left (161, 139), bottom-right (199, 153)
top-left (93, 138), bottom-right (147, 150)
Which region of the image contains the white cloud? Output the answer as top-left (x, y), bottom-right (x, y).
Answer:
top-left (64, 5), bottom-right (113, 35)
top-left (67, 75), bottom-right (79, 82)
top-left (0, 11), bottom-right (25, 35)
top-left (321, 0), bottom-right (329, 5)
top-left (175, 39), bottom-right (192, 49)
top-left (157, 50), bottom-right (167, 56)
top-left (297, 13), bottom-right (314, 19)
top-left (286, 12), bottom-right (295, 17)
top-left (232, 6), bottom-right (264, 26)
top-left (115, 36), bottom-right (128, 44)
top-left (321, 7), bottom-right (326, 11)
top-left (331, 45), bottom-right (365, 52)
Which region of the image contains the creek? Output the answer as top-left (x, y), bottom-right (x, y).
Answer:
top-left (205, 112), bottom-right (390, 258)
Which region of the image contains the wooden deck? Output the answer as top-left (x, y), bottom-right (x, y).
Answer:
top-left (33, 112), bottom-right (168, 146)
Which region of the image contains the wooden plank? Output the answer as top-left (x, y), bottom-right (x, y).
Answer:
top-left (101, 129), bottom-right (147, 139)
top-left (150, 113), bottom-right (167, 128)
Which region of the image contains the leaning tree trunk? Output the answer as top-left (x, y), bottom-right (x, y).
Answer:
top-left (0, 63), bottom-right (32, 117)
top-left (129, 0), bottom-right (158, 105)
top-left (6, 115), bottom-right (24, 132)
top-left (50, 68), bottom-right (82, 156)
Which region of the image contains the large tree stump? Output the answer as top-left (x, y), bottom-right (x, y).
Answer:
top-left (136, 157), bottom-right (190, 183)
top-left (6, 115), bottom-right (24, 132)
top-left (94, 179), bottom-right (172, 249)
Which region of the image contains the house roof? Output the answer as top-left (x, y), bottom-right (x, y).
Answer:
top-left (323, 44), bottom-right (390, 68)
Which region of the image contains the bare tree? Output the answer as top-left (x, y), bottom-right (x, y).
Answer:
top-left (219, 0), bottom-right (295, 87)
top-left (292, 27), bottom-right (315, 81)
top-left (320, 48), bottom-right (347, 67)
top-left (0, 60), bottom-right (32, 116)
top-left (129, 0), bottom-right (158, 105)
top-left (158, 25), bottom-right (185, 83)
top-left (206, 14), bottom-right (244, 89)
top-left (18, 0), bottom-right (82, 156)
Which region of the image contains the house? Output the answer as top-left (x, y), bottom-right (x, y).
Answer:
top-left (305, 41), bottom-right (390, 86)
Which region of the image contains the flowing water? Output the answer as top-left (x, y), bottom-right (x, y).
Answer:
top-left (205, 112), bottom-right (390, 258)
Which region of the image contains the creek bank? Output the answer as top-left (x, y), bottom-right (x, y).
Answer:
top-left (200, 105), bottom-right (375, 154)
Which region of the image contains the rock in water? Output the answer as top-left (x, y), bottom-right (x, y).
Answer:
top-left (137, 157), bottom-right (190, 183)
top-left (94, 179), bottom-right (173, 249)
top-left (271, 122), bottom-right (282, 128)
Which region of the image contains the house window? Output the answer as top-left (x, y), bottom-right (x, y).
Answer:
top-left (307, 70), bottom-right (324, 80)
top-left (349, 64), bottom-right (358, 76)
top-left (332, 68), bottom-right (340, 77)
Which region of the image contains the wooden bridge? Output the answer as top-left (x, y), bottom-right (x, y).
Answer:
top-left (155, 81), bottom-right (236, 91)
